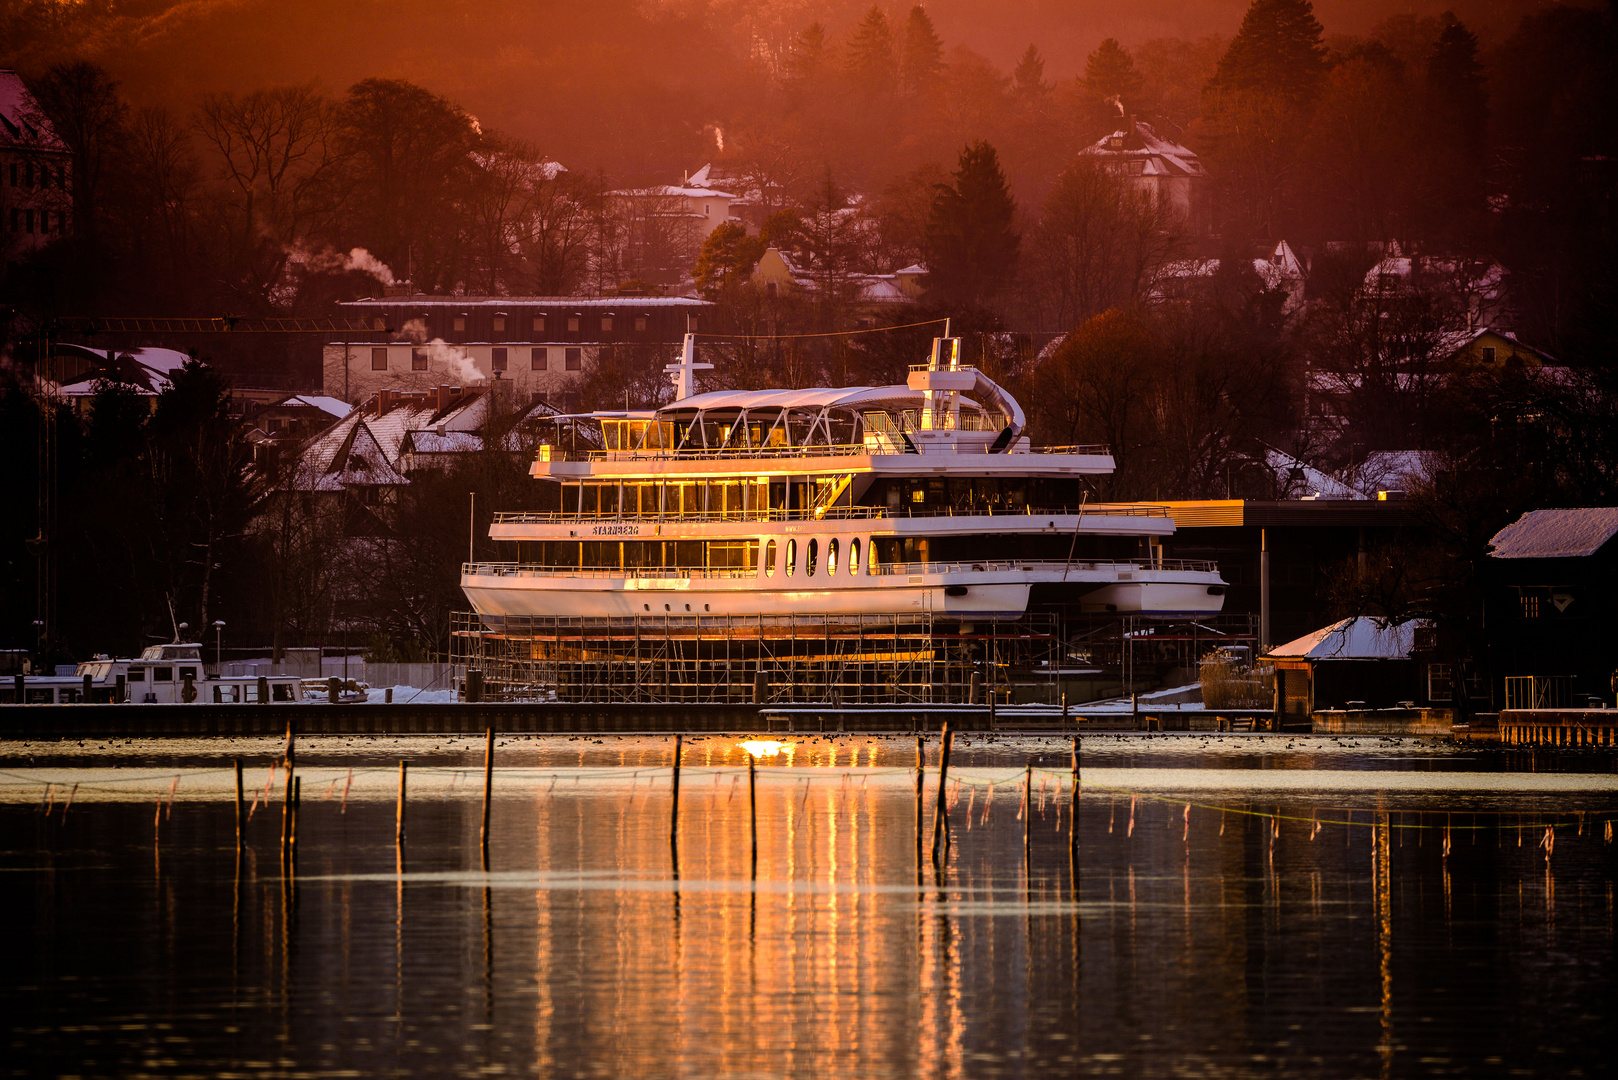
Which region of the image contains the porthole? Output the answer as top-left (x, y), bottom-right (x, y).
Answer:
top-left (849, 537), bottom-right (861, 575)
top-left (786, 538), bottom-right (797, 576)
top-left (765, 539), bottom-right (777, 577)
top-left (827, 538), bottom-right (839, 576)
top-left (806, 538), bottom-right (818, 577)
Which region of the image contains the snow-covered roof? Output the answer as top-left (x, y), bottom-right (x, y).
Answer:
top-left (1434, 327), bottom-right (1556, 365)
top-left (406, 431), bottom-right (484, 453)
top-left (0, 70), bottom-right (66, 152)
top-left (281, 395), bottom-right (352, 419)
top-left (55, 347), bottom-right (198, 397)
top-left (1489, 508), bottom-right (1618, 560)
top-left (1266, 448), bottom-right (1368, 500)
top-left (1267, 617), bottom-right (1426, 661)
top-left (1077, 119), bottom-right (1205, 177)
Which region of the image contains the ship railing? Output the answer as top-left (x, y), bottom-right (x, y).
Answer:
top-left (550, 441), bottom-right (1114, 462)
top-left (491, 504), bottom-right (1172, 526)
top-left (462, 557), bottom-right (1220, 579)
top-left (870, 558), bottom-right (1221, 576)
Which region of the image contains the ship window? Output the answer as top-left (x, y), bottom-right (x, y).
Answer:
top-left (849, 538), bottom-right (860, 575)
top-left (785, 539), bottom-right (797, 576)
top-left (827, 538), bottom-right (838, 575)
top-left (273, 683), bottom-right (294, 702)
top-left (806, 538), bottom-right (818, 577)
top-left (128, 668), bottom-right (145, 681)
top-left (764, 540), bottom-right (777, 576)
top-left (155, 666), bottom-right (173, 681)
top-left (179, 667), bottom-right (197, 681)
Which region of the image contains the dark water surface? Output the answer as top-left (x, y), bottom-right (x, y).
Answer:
top-left (3, 734), bottom-right (1616, 1078)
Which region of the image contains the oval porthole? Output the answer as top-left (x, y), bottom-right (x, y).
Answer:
top-left (827, 538), bottom-right (839, 576)
top-left (806, 538), bottom-right (818, 577)
top-left (849, 537), bottom-right (860, 575)
top-left (786, 538), bottom-right (797, 577)
top-left (765, 539), bottom-right (777, 577)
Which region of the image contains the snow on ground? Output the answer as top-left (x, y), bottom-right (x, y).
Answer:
top-left (363, 684), bottom-right (459, 705)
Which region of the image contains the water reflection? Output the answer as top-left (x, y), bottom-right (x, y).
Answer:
top-left (2, 737), bottom-right (1615, 1077)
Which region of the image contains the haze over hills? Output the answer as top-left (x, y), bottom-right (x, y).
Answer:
top-left (1, 0), bottom-right (1569, 176)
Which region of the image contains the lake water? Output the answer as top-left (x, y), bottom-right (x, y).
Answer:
top-left (3, 733), bottom-right (1616, 1078)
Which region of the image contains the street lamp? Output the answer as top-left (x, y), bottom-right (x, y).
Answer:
top-left (213, 620), bottom-right (226, 675)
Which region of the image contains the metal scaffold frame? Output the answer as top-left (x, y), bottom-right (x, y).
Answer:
top-left (451, 611), bottom-right (1066, 705)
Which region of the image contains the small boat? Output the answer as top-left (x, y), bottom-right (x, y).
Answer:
top-left (1, 644), bottom-right (303, 704)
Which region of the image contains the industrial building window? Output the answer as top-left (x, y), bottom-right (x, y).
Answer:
top-left (492, 315), bottom-right (506, 335)
top-left (452, 315), bottom-right (466, 333)
top-left (371, 347), bottom-right (388, 371)
top-left (492, 347), bottom-right (507, 372)
top-left (565, 348), bottom-right (582, 371)
top-left (532, 314), bottom-right (546, 334)
top-left (567, 315), bottom-right (580, 332)
top-left (530, 391), bottom-right (548, 405)
top-left (635, 315), bottom-right (648, 332)
top-left (411, 348), bottom-right (427, 371)
top-left (1521, 595), bottom-right (1539, 618)
top-left (531, 347), bottom-right (548, 371)
top-left (601, 315), bottom-right (613, 333)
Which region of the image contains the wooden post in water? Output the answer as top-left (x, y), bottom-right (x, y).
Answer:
top-left (396, 761), bottom-right (408, 845)
top-left (670, 733), bottom-right (683, 857)
top-left (748, 754), bottom-right (758, 877)
top-left (480, 727), bottom-right (494, 862)
top-left (930, 721), bottom-right (954, 867)
top-left (257, 675), bottom-right (269, 704)
top-left (234, 760), bottom-right (244, 851)
top-left (1070, 735), bottom-right (1081, 857)
top-left (1023, 763), bottom-right (1033, 860)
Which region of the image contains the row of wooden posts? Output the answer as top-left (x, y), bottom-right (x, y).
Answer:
top-left (235, 720), bottom-right (1079, 872)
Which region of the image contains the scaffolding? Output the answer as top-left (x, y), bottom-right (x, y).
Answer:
top-left (452, 611), bottom-right (1065, 704)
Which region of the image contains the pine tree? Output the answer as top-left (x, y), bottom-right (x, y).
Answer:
top-left (899, 6), bottom-right (945, 97)
top-left (1012, 44), bottom-right (1046, 97)
top-left (785, 22), bottom-right (833, 89)
top-left (1426, 15), bottom-right (1486, 161)
top-left (923, 141), bottom-right (1020, 310)
top-left (1208, 0), bottom-right (1327, 101)
top-left (845, 5), bottom-right (897, 97)
top-left (1081, 39), bottom-right (1143, 107)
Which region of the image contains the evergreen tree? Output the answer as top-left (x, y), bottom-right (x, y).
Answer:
top-left (845, 6), bottom-right (897, 97)
top-left (923, 141), bottom-right (1020, 310)
top-left (1012, 44), bottom-right (1046, 97)
top-left (1081, 39), bottom-right (1144, 107)
top-left (784, 22), bottom-right (833, 90)
top-left (693, 222), bottom-right (766, 298)
top-left (1208, 0), bottom-right (1327, 101)
top-left (1426, 15), bottom-right (1487, 162)
top-left (899, 6), bottom-right (945, 97)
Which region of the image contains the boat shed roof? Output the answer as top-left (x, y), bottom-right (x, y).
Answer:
top-left (1266, 617), bottom-right (1427, 661)
top-left (1488, 507), bottom-right (1618, 559)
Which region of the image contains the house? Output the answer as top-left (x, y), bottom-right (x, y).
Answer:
top-left (1154, 240), bottom-right (1307, 315)
top-left (1, 69), bottom-right (71, 258)
top-left (604, 166), bottom-right (741, 287)
top-left (1076, 110), bottom-right (1209, 233)
top-left (243, 394), bottom-right (351, 468)
top-left (1265, 616), bottom-right (1430, 723)
top-left (753, 247), bottom-right (924, 313)
top-left (321, 295), bottom-right (712, 406)
top-left (50, 346), bottom-right (195, 413)
top-left (1485, 507), bottom-right (1618, 708)
top-left (1360, 244), bottom-right (1510, 331)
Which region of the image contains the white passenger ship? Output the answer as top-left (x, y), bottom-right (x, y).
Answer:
top-left (461, 337), bottom-right (1226, 622)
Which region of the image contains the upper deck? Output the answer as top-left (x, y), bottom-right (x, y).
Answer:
top-left (532, 344), bottom-right (1114, 481)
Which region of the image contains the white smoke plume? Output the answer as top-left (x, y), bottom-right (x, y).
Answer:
top-left (402, 317), bottom-right (429, 344)
top-left (425, 339), bottom-right (484, 384)
top-left (342, 248), bottom-right (396, 286)
top-left (283, 245), bottom-right (398, 286)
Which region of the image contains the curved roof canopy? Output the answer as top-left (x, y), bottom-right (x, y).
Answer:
top-left (659, 385), bottom-right (951, 414)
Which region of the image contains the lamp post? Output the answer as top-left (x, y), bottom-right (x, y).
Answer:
top-left (213, 620), bottom-right (226, 676)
